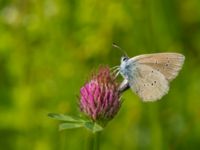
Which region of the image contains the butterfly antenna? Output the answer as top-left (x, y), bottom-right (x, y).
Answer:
top-left (112, 43), bottom-right (128, 57)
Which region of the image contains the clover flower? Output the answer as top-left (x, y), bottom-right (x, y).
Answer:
top-left (79, 66), bottom-right (121, 126)
top-left (48, 66), bottom-right (125, 133)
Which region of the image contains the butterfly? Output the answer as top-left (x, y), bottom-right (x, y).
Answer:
top-left (112, 44), bottom-right (185, 102)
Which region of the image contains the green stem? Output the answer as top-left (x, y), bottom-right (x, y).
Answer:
top-left (88, 132), bottom-right (100, 150)
top-left (94, 132), bottom-right (100, 150)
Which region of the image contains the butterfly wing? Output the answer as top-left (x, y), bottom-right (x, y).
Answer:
top-left (130, 53), bottom-right (185, 81)
top-left (127, 53), bottom-right (185, 101)
top-left (128, 64), bottom-right (169, 101)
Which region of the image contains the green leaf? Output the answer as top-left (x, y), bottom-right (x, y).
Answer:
top-left (83, 122), bottom-right (103, 133)
top-left (84, 121), bottom-right (94, 131)
top-left (59, 122), bottom-right (84, 131)
top-left (48, 113), bottom-right (83, 122)
top-left (48, 113), bottom-right (103, 133)
top-left (93, 123), bottom-right (103, 133)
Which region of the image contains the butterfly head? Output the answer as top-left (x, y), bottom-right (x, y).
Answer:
top-left (119, 56), bottom-right (130, 79)
top-left (121, 56), bottom-right (129, 64)
top-left (112, 43), bottom-right (129, 61)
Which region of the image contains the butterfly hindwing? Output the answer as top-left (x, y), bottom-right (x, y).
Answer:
top-left (128, 64), bottom-right (169, 101)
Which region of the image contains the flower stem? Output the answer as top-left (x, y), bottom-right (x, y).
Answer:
top-left (94, 132), bottom-right (100, 150)
top-left (88, 132), bottom-right (101, 150)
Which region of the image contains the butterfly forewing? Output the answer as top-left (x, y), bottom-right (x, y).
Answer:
top-left (130, 53), bottom-right (185, 81)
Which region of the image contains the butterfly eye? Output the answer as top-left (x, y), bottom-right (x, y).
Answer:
top-left (122, 57), bottom-right (128, 62)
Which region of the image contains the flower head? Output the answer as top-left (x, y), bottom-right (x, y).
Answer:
top-left (80, 66), bottom-right (121, 126)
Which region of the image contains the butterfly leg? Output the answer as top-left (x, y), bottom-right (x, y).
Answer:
top-left (111, 67), bottom-right (120, 79)
top-left (118, 79), bottom-right (130, 94)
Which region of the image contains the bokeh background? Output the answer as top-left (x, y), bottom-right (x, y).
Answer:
top-left (0, 0), bottom-right (200, 150)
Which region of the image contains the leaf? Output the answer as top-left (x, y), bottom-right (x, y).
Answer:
top-left (48, 113), bottom-right (83, 122)
top-left (84, 121), bottom-right (94, 131)
top-left (83, 122), bottom-right (103, 133)
top-left (48, 113), bottom-right (103, 133)
top-left (93, 123), bottom-right (103, 133)
top-left (59, 122), bottom-right (84, 131)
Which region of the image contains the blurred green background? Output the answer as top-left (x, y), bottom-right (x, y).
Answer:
top-left (0, 0), bottom-right (200, 150)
